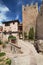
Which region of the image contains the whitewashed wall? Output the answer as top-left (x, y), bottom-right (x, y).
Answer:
top-left (3, 22), bottom-right (18, 32)
top-left (2, 22), bottom-right (19, 42)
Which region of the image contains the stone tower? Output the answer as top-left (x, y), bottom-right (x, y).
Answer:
top-left (22, 3), bottom-right (38, 39)
top-left (36, 1), bottom-right (43, 39)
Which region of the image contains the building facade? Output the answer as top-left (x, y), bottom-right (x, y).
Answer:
top-left (2, 20), bottom-right (19, 41)
top-left (22, 3), bottom-right (38, 39)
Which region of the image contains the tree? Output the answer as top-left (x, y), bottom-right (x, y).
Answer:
top-left (29, 27), bottom-right (34, 40)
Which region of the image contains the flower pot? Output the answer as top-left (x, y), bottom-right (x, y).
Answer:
top-left (11, 39), bottom-right (16, 43)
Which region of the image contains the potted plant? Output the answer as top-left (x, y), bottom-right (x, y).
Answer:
top-left (11, 36), bottom-right (16, 43)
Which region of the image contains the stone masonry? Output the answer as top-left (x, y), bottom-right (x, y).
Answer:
top-left (22, 3), bottom-right (38, 38)
top-left (36, 2), bottom-right (43, 39)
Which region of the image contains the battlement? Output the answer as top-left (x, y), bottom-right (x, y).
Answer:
top-left (22, 2), bottom-right (38, 10)
top-left (22, 2), bottom-right (38, 7)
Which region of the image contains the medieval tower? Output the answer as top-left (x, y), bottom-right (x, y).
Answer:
top-left (36, 1), bottom-right (43, 39)
top-left (22, 3), bottom-right (38, 39)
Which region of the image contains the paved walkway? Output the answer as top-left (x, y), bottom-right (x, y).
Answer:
top-left (15, 39), bottom-right (43, 65)
top-left (1, 39), bottom-right (43, 65)
top-left (6, 39), bottom-right (43, 65)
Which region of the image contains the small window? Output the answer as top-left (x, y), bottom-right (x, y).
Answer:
top-left (5, 23), bottom-right (10, 26)
top-left (13, 22), bottom-right (15, 24)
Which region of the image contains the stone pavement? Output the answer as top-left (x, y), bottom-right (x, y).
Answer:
top-left (6, 40), bottom-right (43, 65)
top-left (1, 39), bottom-right (43, 65)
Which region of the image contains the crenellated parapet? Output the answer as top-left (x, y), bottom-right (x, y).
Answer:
top-left (22, 2), bottom-right (38, 11)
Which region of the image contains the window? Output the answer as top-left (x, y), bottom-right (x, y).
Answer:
top-left (5, 23), bottom-right (10, 26)
top-left (13, 22), bottom-right (15, 24)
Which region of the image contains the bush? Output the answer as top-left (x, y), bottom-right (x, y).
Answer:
top-left (24, 32), bottom-right (27, 40)
top-left (6, 58), bottom-right (11, 65)
top-left (0, 52), bottom-right (6, 57)
top-left (8, 35), bottom-right (16, 41)
top-left (29, 27), bottom-right (34, 40)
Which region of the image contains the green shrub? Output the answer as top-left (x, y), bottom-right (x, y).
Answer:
top-left (24, 32), bottom-right (27, 40)
top-left (8, 35), bottom-right (16, 41)
top-left (6, 58), bottom-right (11, 65)
top-left (0, 52), bottom-right (6, 57)
top-left (29, 27), bottom-right (34, 40)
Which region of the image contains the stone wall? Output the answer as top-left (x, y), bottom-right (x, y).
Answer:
top-left (36, 4), bottom-right (43, 39)
top-left (2, 22), bottom-right (19, 42)
top-left (22, 3), bottom-right (38, 39)
top-left (3, 22), bottom-right (18, 32)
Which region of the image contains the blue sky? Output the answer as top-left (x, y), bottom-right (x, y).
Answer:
top-left (0, 0), bottom-right (42, 24)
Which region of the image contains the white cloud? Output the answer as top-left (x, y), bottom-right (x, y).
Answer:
top-left (0, 13), bottom-right (8, 21)
top-left (0, 22), bottom-right (2, 26)
top-left (15, 15), bottom-right (19, 20)
top-left (0, 4), bottom-right (10, 22)
top-left (0, 5), bottom-right (9, 12)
